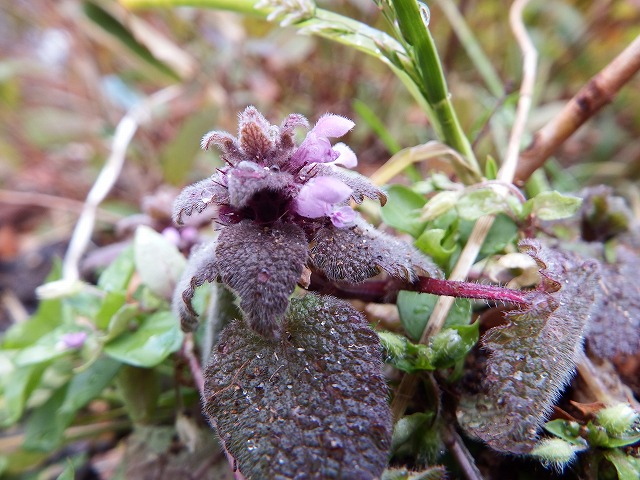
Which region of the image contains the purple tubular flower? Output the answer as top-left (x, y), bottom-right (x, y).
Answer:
top-left (61, 331), bottom-right (87, 349)
top-left (331, 142), bottom-right (357, 168)
top-left (172, 106), bottom-right (439, 338)
top-left (289, 114), bottom-right (355, 170)
top-left (329, 205), bottom-right (356, 228)
top-left (293, 176), bottom-right (352, 218)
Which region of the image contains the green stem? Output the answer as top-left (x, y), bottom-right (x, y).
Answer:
top-left (122, 0), bottom-right (482, 183)
top-left (121, 0), bottom-right (268, 16)
top-left (392, 0), bottom-right (480, 182)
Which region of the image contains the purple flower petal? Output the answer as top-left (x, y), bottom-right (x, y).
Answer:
top-left (293, 176), bottom-right (352, 219)
top-left (162, 227), bottom-right (181, 246)
top-left (331, 143), bottom-right (357, 168)
top-left (288, 114), bottom-right (356, 170)
top-left (312, 114), bottom-right (355, 138)
top-left (329, 205), bottom-right (356, 228)
top-left (61, 331), bottom-right (88, 349)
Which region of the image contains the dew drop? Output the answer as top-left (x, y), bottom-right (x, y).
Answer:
top-left (247, 439), bottom-right (257, 451)
top-left (257, 269), bottom-right (270, 283)
top-left (419, 3), bottom-right (431, 27)
top-left (286, 384), bottom-right (293, 389)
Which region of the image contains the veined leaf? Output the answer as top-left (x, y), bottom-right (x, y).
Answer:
top-left (457, 240), bottom-right (601, 453)
top-left (203, 294), bottom-right (392, 479)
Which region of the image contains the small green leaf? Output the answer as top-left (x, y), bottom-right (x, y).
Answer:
top-left (391, 412), bottom-right (443, 465)
top-left (603, 449), bottom-right (640, 480)
top-left (2, 262), bottom-right (64, 348)
top-left (597, 433), bottom-right (640, 448)
top-left (484, 155), bottom-right (498, 180)
top-left (12, 328), bottom-right (78, 367)
top-left (420, 191), bottom-right (459, 222)
top-left (428, 323), bottom-right (479, 369)
top-left (95, 291), bottom-right (127, 330)
top-left (397, 291), bottom-right (471, 342)
top-left (458, 214), bottom-right (518, 258)
top-left (543, 419), bottom-right (585, 446)
top-left (381, 185), bottom-right (427, 237)
top-left (55, 459), bottom-right (76, 480)
top-left (103, 304), bottom-right (141, 342)
top-left (23, 386), bottom-right (67, 451)
top-left (378, 331), bottom-right (434, 372)
top-left (98, 245), bottom-right (135, 292)
top-left (134, 225), bottom-right (186, 300)
top-left (23, 357), bottom-right (121, 451)
top-left (524, 191), bottom-right (582, 221)
top-left (104, 311), bottom-right (183, 367)
top-left (0, 364), bottom-right (48, 427)
top-left (456, 188), bottom-right (508, 220)
top-left (115, 366), bottom-right (159, 424)
top-left (414, 228), bottom-right (457, 269)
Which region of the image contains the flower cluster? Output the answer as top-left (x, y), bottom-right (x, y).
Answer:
top-left (173, 107), bottom-right (440, 338)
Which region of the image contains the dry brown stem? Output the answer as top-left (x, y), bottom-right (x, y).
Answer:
top-left (515, 34), bottom-right (640, 184)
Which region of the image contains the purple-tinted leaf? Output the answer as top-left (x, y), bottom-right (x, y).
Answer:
top-left (580, 186), bottom-right (633, 242)
top-left (173, 241), bottom-right (218, 332)
top-left (586, 244), bottom-right (640, 359)
top-left (457, 240), bottom-right (601, 454)
top-left (309, 163), bottom-right (387, 206)
top-left (309, 218), bottom-right (442, 283)
top-left (203, 294), bottom-right (392, 479)
top-left (172, 175), bottom-right (229, 225)
top-left (216, 220), bottom-right (307, 339)
top-left (238, 107), bottom-right (274, 163)
top-left (226, 163), bottom-right (294, 211)
top-left (200, 130), bottom-right (244, 165)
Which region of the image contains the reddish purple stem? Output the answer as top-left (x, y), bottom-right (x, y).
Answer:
top-left (309, 274), bottom-right (531, 306)
top-left (418, 277), bottom-right (531, 306)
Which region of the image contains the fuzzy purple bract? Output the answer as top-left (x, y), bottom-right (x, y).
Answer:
top-left (172, 106), bottom-right (440, 338)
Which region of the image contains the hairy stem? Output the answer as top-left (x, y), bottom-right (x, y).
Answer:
top-left (418, 277), bottom-right (529, 305)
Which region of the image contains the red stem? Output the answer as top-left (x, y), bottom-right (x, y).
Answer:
top-left (418, 277), bottom-right (530, 306)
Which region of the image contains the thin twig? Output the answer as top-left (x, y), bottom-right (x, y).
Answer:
top-left (391, 0), bottom-right (538, 421)
top-left (182, 333), bottom-right (205, 396)
top-left (0, 189), bottom-right (123, 223)
top-left (442, 424), bottom-right (484, 480)
top-left (61, 86), bottom-right (182, 283)
top-left (515, 33), bottom-right (640, 184)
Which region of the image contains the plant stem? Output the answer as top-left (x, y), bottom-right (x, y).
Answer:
top-left (418, 277), bottom-right (529, 306)
top-left (391, 0), bottom-right (538, 421)
top-left (515, 33), bottom-right (640, 184)
top-left (121, 0), bottom-right (268, 15)
top-left (392, 0), bottom-right (481, 183)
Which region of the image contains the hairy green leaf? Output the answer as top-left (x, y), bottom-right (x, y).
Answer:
top-left (134, 225), bottom-right (186, 300)
top-left (203, 294), bottom-right (392, 479)
top-left (381, 185), bottom-right (427, 237)
top-left (523, 191), bottom-right (582, 221)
